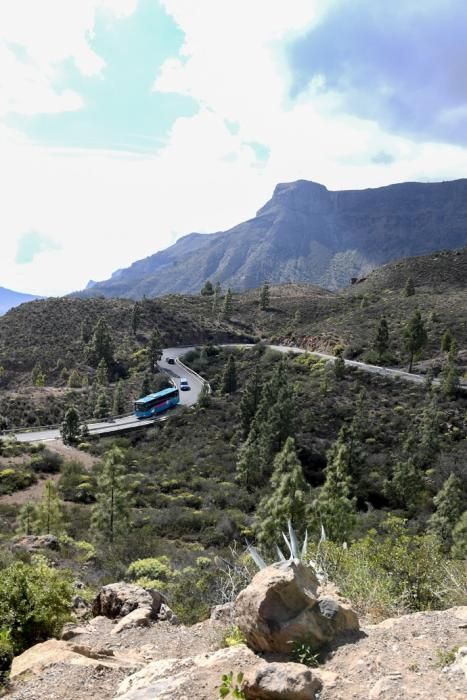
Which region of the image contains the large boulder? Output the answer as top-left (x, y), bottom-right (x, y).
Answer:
top-left (235, 562), bottom-right (358, 654)
top-left (91, 582), bottom-right (164, 620)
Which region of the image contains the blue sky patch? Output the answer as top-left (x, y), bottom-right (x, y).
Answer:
top-left (16, 232), bottom-right (61, 264)
top-left (6, 0), bottom-right (198, 152)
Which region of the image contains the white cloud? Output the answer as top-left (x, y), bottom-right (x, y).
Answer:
top-left (0, 0), bottom-right (138, 116)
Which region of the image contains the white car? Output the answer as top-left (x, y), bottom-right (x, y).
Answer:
top-left (179, 377), bottom-right (190, 391)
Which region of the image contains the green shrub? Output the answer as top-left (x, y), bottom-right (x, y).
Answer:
top-left (0, 556), bottom-right (73, 654)
top-left (309, 516), bottom-right (466, 621)
top-left (0, 630), bottom-right (14, 683)
top-left (126, 556), bottom-right (172, 583)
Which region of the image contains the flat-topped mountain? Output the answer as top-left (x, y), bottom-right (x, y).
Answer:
top-left (81, 178), bottom-right (467, 298)
top-left (0, 286), bottom-right (43, 315)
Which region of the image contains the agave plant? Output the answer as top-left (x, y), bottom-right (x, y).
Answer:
top-left (247, 520), bottom-right (313, 570)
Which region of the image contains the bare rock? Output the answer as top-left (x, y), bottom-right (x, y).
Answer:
top-left (92, 582), bottom-right (164, 620)
top-left (115, 644), bottom-right (260, 699)
top-left (10, 639), bottom-right (140, 680)
top-left (235, 562), bottom-right (358, 654)
top-left (12, 534), bottom-right (59, 552)
top-left (111, 607), bottom-right (153, 634)
top-left (453, 646), bottom-right (467, 678)
top-left (243, 661), bottom-right (322, 699)
top-left (156, 602), bottom-right (179, 625)
top-left (210, 602), bottom-right (235, 623)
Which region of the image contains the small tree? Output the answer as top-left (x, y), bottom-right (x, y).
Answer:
top-left (239, 365), bottom-right (262, 438)
top-left (441, 340), bottom-right (460, 398)
top-left (405, 277), bottom-right (415, 297)
top-left (259, 281), bottom-right (270, 311)
top-left (67, 369), bottom-right (81, 388)
top-left (112, 380), bottom-right (125, 415)
top-left (131, 302), bottom-right (142, 336)
top-left (88, 317), bottom-right (114, 367)
top-left (147, 328), bottom-right (163, 373)
top-left (255, 437), bottom-right (310, 552)
top-left (61, 406), bottom-right (81, 445)
top-left (94, 390), bottom-right (110, 419)
top-left (91, 447), bottom-right (131, 545)
top-left (313, 432), bottom-right (356, 543)
top-left (35, 481), bottom-right (66, 536)
top-left (374, 318), bottom-right (390, 361)
top-left (222, 288), bottom-right (233, 320)
top-left (222, 354), bottom-right (237, 394)
top-left (80, 318), bottom-right (92, 345)
top-left (17, 502), bottom-right (36, 535)
top-left (333, 354), bottom-right (346, 379)
top-left (429, 474), bottom-right (464, 552)
top-left (383, 458), bottom-right (425, 513)
top-left (140, 374), bottom-right (152, 398)
top-left (403, 309), bottom-right (427, 373)
top-left (440, 329), bottom-right (453, 353)
top-left (198, 382), bottom-right (211, 409)
top-left (201, 280), bottom-right (214, 296)
top-left (95, 358), bottom-right (109, 386)
top-left (451, 512), bottom-right (467, 559)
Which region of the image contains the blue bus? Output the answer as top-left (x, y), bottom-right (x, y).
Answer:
top-left (134, 386), bottom-right (180, 419)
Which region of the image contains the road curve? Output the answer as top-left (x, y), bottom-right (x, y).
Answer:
top-left (11, 344), bottom-right (464, 443)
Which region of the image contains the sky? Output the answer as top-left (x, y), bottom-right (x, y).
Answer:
top-left (1, 0), bottom-right (467, 296)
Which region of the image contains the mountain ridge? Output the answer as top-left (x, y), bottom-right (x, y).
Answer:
top-left (0, 286), bottom-right (43, 315)
top-left (79, 177), bottom-right (467, 299)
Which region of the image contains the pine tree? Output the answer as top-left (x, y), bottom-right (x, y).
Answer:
top-left (441, 339), bottom-right (460, 397)
top-left (35, 481), bottom-right (66, 536)
top-left (131, 303), bottom-right (142, 336)
top-left (333, 354), bottom-right (346, 379)
top-left (31, 362), bottom-right (42, 385)
top-left (255, 437), bottom-right (311, 552)
top-left (88, 317), bottom-right (114, 367)
top-left (239, 365), bottom-right (262, 438)
top-left (67, 369), bottom-right (82, 388)
top-left (201, 280), bottom-right (214, 296)
top-left (259, 281), bottom-right (270, 311)
top-left (112, 380), bottom-right (125, 415)
top-left (440, 329), bottom-right (453, 353)
top-left (403, 310), bottom-right (427, 373)
top-left (451, 511), bottom-right (467, 559)
top-left (222, 354), bottom-right (237, 394)
top-left (91, 447), bottom-right (131, 544)
top-left (95, 358), bottom-right (108, 386)
top-left (293, 309), bottom-right (302, 327)
top-left (222, 288), bottom-right (233, 320)
top-left (383, 458), bottom-right (425, 513)
top-left (80, 318), bottom-right (92, 345)
top-left (94, 390), bottom-right (110, 419)
top-left (17, 502), bottom-right (36, 535)
top-left (60, 406), bottom-right (81, 445)
top-left (148, 328), bottom-right (163, 373)
top-left (140, 374), bottom-right (152, 398)
top-left (429, 473), bottom-right (464, 551)
top-left (313, 432), bottom-right (356, 543)
top-left (374, 318), bottom-right (390, 361)
top-left (417, 396), bottom-right (440, 467)
top-left (197, 382), bottom-right (211, 409)
top-left (405, 277), bottom-right (415, 297)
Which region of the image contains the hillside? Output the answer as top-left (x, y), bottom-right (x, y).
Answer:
top-left (0, 287), bottom-right (43, 315)
top-left (80, 178), bottom-right (467, 298)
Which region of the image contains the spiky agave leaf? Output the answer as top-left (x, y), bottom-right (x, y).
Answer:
top-left (300, 529), bottom-right (308, 560)
top-left (276, 546), bottom-right (286, 562)
top-left (247, 543), bottom-right (268, 570)
top-left (288, 519), bottom-right (300, 559)
top-left (282, 530), bottom-right (293, 558)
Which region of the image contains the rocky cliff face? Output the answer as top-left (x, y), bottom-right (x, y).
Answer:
top-left (82, 178), bottom-right (467, 298)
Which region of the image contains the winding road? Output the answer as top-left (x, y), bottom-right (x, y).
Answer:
top-left (11, 344), bottom-right (465, 443)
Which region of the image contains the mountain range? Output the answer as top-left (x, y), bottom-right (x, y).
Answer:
top-left (80, 178), bottom-right (467, 299)
top-left (0, 286), bottom-right (42, 315)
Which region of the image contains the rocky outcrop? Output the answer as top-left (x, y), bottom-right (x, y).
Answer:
top-left (115, 644), bottom-right (322, 700)
top-left (10, 639), bottom-right (141, 680)
top-left (92, 582), bottom-right (164, 620)
top-left (12, 534), bottom-right (60, 552)
top-left (235, 562), bottom-right (358, 654)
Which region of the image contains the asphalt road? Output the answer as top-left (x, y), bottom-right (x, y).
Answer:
top-left (11, 344), bottom-right (464, 443)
